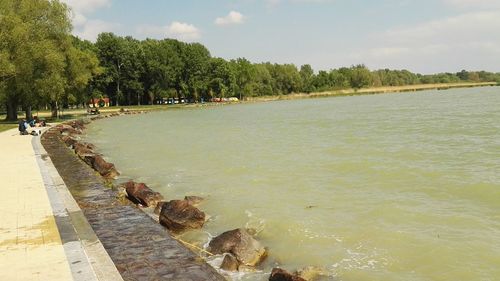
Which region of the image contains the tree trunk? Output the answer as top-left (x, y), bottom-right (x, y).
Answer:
top-left (25, 106), bottom-right (33, 120)
top-left (6, 100), bottom-right (18, 121)
top-left (51, 101), bottom-right (58, 118)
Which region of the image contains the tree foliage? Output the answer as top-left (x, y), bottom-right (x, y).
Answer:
top-left (0, 0), bottom-right (100, 120)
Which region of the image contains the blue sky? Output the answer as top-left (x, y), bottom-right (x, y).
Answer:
top-left (63, 0), bottom-right (500, 74)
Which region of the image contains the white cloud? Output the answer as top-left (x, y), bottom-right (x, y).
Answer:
top-left (166, 22), bottom-right (201, 41)
top-left (136, 22), bottom-right (201, 42)
top-left (61, 0), bottom-right (117, 41)
top-left (215, 11), bottom-right (246, 26)
top-left (73, 20), bottom-right (121, 41)
top-left (61, 0), bottom-right (111, 26)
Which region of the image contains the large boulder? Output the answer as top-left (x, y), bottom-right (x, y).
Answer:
top-left (125, 181), bottom-right (164, 207)
top-left (73, 142), bottom-right (97, 165)
top-left (58, 124), bottom-right (81, 135)
top-left (92, 155), bottom-right (119, 179)
top-left (79, 141), bottom-right (96, 150)
top-left (269, 268), bottom-right (306, 281)
top-left (159, 200), bottom-right (205, 232)
top-left (61, 135), bottom-right (78, 147)
top-left (68, 120), bottom-right (85, 130)
top-left (208, 228), bottom-right (267, 267)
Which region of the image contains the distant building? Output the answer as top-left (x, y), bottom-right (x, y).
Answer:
top-left (88, 98), bottom-right (110, 108)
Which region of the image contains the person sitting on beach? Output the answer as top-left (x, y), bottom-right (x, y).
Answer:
top-left (18, 119), bottom-right (39, 136)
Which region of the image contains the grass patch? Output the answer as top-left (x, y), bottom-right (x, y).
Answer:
top-left (0, 122), bottom-right (17, 133)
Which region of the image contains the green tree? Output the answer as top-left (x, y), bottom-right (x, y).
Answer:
top-left (208, 58), bottom-right (235, 99)
top-left (349, 64), bottom-right (372, 89)
top-left (0, 0), bottom-right (98, 119)
top-left (231, 58), bottom-right (257, 100)
top-left (299, 64), bottom-right (315, 93)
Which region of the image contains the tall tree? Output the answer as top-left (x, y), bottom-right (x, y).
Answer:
top-left (299, 64), bottom-right (315, 93)
top-left (0, 0), bottom-right (98, 119)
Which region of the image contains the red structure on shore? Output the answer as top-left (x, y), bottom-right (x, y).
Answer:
top-left (88, 98), bottom-right (110, 108)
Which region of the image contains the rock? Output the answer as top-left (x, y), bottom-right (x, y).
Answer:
top-left (92, 155), bottom-right (119, 179)
top-left (115, 184), bottom-right (128, 200)
top-left (238, 264), bottom-right (257, 272)
top-left (61, 135), bottom-right (78, 147)
top-left (208, 228), bottom-right (267, 266)
top-left (73, 141), bottom-right (96, 152)
top-left (269, 268), bottom-right (306, 281)
top-left (154, 201), bottom-right (167, 214)
top-left (159, 200), bottom-right (205, 232)
top-left (73, 142), bottom-right (98, 165)
top-left (297, 266), bottom-right (324, 281)
top-left (184, 195), bottom-right (204, 206)
top-left (58, 124), bottom-right (81, 135)
top-left (125, 181), bottom-right (164, 208)
top-left (220, 253), bottom-right (239, 271)
top-left (68, 120), bottom-right (85, 130)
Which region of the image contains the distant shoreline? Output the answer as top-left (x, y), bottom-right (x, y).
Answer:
top-left (2, 82), bottom-right (496, 124)
top-left (245, 82), bottom-right (498, 102)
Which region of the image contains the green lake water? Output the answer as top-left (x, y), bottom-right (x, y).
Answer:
top-left (85, 87), bottom-right (500, 281)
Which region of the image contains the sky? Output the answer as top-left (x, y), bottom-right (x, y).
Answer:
top-left (61, 0), bottom-right (500, 74)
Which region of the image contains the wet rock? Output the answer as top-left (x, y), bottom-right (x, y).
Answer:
top-left (154, 201), bottom-right (167, 215)
top-left (68, 120), bottom-right (85, 130)
top-left (92, 155), bottom-right (119, 179)
top-left (114, 184), bottom-right (128, 201)
top-left (159, 200), bottom-right (205, 232)
top-left (58, 124), bottom-right (81, 135)
top-left (125, 181), bottom-right (164, 208)
top-left (61, 135), bottom-right (78, 147)
top-left (184, 195), bottom-right (204, 206)
top-left (73, 142), bottom-right (98, 165)
top-left (269, 268), bottom-right (306, 281)
top-left (208, 228), bottom-right (267, 266)
top-left (73, 141), bottom-right (96, 152)
top-left (220, 253), bottom-right (239, 271)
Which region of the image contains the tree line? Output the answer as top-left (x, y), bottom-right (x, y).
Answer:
top-left (2, 0), bottom-right (500, 121)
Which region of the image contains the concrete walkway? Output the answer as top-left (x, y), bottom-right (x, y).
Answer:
top-left (0, 128), bottom-right (121, 281)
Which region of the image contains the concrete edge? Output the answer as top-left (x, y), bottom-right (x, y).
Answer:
top-left (32, 129), bottom-right (124, 281)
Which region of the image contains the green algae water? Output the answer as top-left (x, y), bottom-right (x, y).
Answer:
top-left (85, 87), bottom-right (500, 281)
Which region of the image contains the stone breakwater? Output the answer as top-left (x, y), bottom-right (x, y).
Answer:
top-left (44, 110), bottom-right (328, 281)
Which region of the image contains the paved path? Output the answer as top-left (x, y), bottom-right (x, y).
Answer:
top-left (0, 128), bottom-right (122, 281)
top-left (0, 128), bottom-right (74, 280)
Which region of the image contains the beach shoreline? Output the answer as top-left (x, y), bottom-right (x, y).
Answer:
top-left (1, 82), bottom-right (496, 124)
top-left (244, 82), bottom-right (498, 102)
